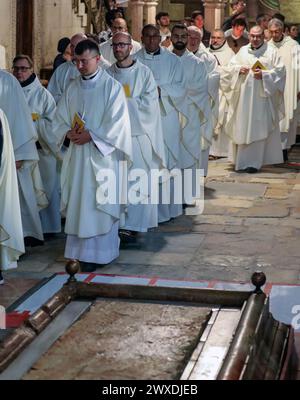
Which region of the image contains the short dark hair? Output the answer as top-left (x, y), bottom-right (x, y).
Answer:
top-left (232, 18), bottom-right (247, 28)
top-left (155, 12), bottom-right (169, 22)
top-left (191, 10), bottom-right (204, 21)
top-left (273, 13), bottom-right (285, 23)
top-left (256, 13), bottom-right (270, 24)
top-left (142, 24), bottom-right (160, 36)
top-left (75, 39), bottom-right (100, 56)
top-left (171, 24), bottom-right (188, 34)
top-left (13, 54), bottom-right (34, 68)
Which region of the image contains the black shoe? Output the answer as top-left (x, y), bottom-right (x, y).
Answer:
top-left (24, 237), bottom-right (44, 247)
top-left (119, 230), bottom-right (138, 243)
top-left (80, 262), bottom-right (97, 273)
top-left (0, 270), bottom-right (4, 285)
top-left (244, 167), bottom-right (258, 174)
top-left (283, 149), bottom-right (288, 162)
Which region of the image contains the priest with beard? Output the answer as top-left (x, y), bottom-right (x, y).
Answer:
top-left (53, 39), bottom-right (132, 272)
top-left (107, 32), bottom-right (166, 242)
top-left (268, 18), bottom-right (300, 161)
top-left (222, 26), bottom-right (286, 173)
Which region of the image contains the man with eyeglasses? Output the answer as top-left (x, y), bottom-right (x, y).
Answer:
top-left (268, 18), bottom-right (300, 162)
top-left (171, 24), bottom-right (218, 184)
top-left (0, 109), bottom-right (24, 285)
top-left (0, 64), bottom-right (48, 250)
top-left (53, 39), bottom-right (132, 272)
top-left (221, 26), bottom-right (286, 173)
top-left (135, 24), bottom-right (187, 223)
top-left (209, 29), bottom-right (235, 159)
top-left (100, 18), bottom-right (141, 64)
top-left (13, 54), bottom-right (61, 239)
top-left (107, 32), bottom-right (166, 242)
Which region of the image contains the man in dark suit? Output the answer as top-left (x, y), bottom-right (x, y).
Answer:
top-left (191, 10), bottom-right (211, 47)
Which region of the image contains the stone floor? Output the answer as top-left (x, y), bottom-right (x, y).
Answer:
top-left (1, 145), bottom-right (300, 380)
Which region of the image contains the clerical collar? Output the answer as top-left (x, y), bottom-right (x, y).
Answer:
top-left (250, 42), bottom-right (264, 51)
top-left (116, 60), bottom-right (136, 69)
top-left (210, 40), bottom-right (226, 51)
top-left (275, 35), bottom-right (285, 43)
top-left (20, 73), bottom-right (36, 88)
top-left (82, 70), bottom-right (99, 80)
top-left (146, 48), bottom-right (161, 56)
top-left (231, 34), bottom-right (242, 40)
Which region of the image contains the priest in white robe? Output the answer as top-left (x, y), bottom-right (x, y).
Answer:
top-left (0, 70), bottom-right (48, 246)
top-left (209, 29), bottom-right (235, 158)
top-left (135, 25), bottom-right (187, 223)
top-left (186, 25), bottom-right (220, 176)
top-left (100, 18), bottom-right (141, 64)
top-left (222, 26), bottom-right (286, 172)
top-left (268, 18), bottom-right (300, 160)
top-left (13, 54), bottom-right (61, 235)
top-left (53, 39), bottom-right (132, 272)
top-left (0, 109), bottom-right (24, 284)
top-left (107, 32), bottom-right (166, 241)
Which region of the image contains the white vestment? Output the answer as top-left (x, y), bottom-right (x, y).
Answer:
top-left (22, 76), bottom-right (61, 233)
top-left (193, 49), bottom-right (220, 175)
top-left (0, 71), bottom-right (48, 241)
top-left (53, 69), bottom-right (132, 264)
top-left (100, 38), bottom-right (141, 64)
top-left (209, 41), bottom-right (235, 157)
top-left (135, 47), bottom-right (187, 222)
top-left (107, 60), bottom-right (166, 232)
top-left (0, 109), bottom-right (24, 270)
top-left (269, 36), bottom-right (300, 149)
top-left (177, 50), bottom-right (211, 197)
top-left (48, 58), bottom-right (111, 104)
top-left (221, 42), bottom-right (286, 170)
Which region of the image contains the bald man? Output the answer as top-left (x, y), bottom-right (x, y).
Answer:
top-left (100, 18), bottom-right (141, 63)
top-left (222, 26), bottom-right (286, 172)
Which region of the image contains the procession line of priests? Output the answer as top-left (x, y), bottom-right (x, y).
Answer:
top-left (107, 59), bottom-right (166, 232)
top-left (134, 44), bottom-right (187, 223)
top-left (221, 39), bottom-right (286, 171)
top-left (53, 65), bottom-right (132, 265)
top-left (209, 40), bottom-right (235, 158)
top-left (0, 109), bottom-right (24, 271)
top-left (0, 71), bottom-right (48, 241)
top-left (269, 33), bottom-right (300, 151)
top-left (21, 74), bottom-right (61, 234)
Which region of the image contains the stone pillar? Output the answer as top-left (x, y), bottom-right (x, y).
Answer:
top-left (144, 0), bottom-right (158, 25)
top-left (203, 0), bottom-right (228, 31)
top-left (130, 0), bottom-right (145, 41)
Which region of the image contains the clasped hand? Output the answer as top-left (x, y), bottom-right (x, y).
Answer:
top-left (67, 128), bottom-right (91, 145)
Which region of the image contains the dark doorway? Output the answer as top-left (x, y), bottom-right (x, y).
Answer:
top-left (16, 0), bottom-right (34, 57)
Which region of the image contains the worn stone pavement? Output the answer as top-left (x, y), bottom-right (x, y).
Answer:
top-left (2, 145), bottom-right (300, 308)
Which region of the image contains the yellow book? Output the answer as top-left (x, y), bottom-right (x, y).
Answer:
top-left (72, 112), bottom-right (85, 130)
top-left (251, 60), bottom-right (267, 72)
top-left (123, 84), bottom-right (131, 98)
top-left (32, 113), bottom-right (40, 121)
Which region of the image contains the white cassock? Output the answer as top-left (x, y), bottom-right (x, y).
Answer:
top-left (22, 75), bottom-right (61, 234)
top-left (53, 68), bottom-right (132, 264)
top-left (100, 38), bottom-right (141, 64)
top-left (107, 60), bottom-right (166, 232)
top-left (0, 71), bottom-right (48, 241)
top-left (0, 109), bottom-right (24, 270)
top-left (135, 47), bottom-right (187, 223)
top-left (269, 36), bottom-right (300, 150)
top-left (209, 41), bottom-right (235, 157)
top-left (177, 50), bottom-right (211, 198)
top-left (222, 42), bottom-right (286, 170)
top-left (48, 58), bottom-right (111, 104)
top-left (193, 49), bottom-right (220, 175)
